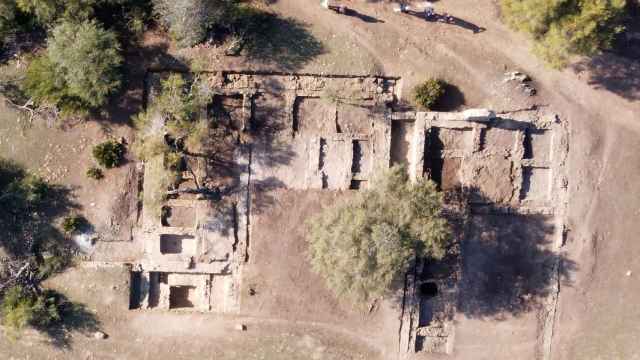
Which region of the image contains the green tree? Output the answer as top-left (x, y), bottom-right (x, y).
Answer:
top-left (308, 166), bottom-right (451, 302)
top-left (47, 20), bottom-right (122, 107)
top-left (1, 286), bottom-right (61, 335)
top-left (85, 166), bottom-right (104, 180)
top-left (414, 78), bottom-right (445, 110)
top-left (23, 20), bottom-right (122, 114)
top-left (501, 0), bottom-right (627, 68)
top-left (0, 1), bottom-right (18, 46)
top-left (153, 0), bottom-right (236, 47)
top-left (23, 55), bottom-right (68, 106)
top-left (92, 140), bottom-right (125, 168)
top-left (15, 0), bottom-right (114, 25)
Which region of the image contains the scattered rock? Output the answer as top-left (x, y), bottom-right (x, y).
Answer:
top-left (93, 331), bottom-right (108, 340)
top-left (235, 324), bottom-right (247, 331)
top-left (626, 270), bottom-right (632, 277)
top-left (225, 38), bottom-right (244, 56)
top-left (517, 83), bottom-right (537, 96)
top-left (504, 71), bottom-right (531, 83)
top-left (505, 71), bottom-right (537, 96)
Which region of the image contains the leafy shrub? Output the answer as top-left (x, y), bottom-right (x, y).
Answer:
top-left (92, 140), bottom-right (125, 168)
top-left (414, 79), bottom-right (445, 110)
top-left (86, 167), bottom-right (104, 180)
top-left (500, 0), bottom-right (626, 68)
top-left (1, 286), bottom-right (60, 335)
top-left (153, 0), bottom-right (236, 48)
top-left (308, 166), bottom-right (451, 302)
top-left (62, 214), bottom-right (84, 233)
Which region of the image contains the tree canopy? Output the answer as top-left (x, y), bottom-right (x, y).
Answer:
top-left (47, 20), bottom-right (122, 107)
top-left (501, 0), bottom-right (627, 67)
top-left (308, 166), bottom-right (451, 303)
top-left (153, 0), bottom-right (236, 48)
top-left (414, 78), bottom-right (445, 110)
top-left (23, 20), bottom-right (122, 113)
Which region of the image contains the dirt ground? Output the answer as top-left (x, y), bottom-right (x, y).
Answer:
top-left (2, 0), bottom-right (640, 359)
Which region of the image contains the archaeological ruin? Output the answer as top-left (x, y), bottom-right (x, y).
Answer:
top-left (125, 71), bottom-right (568, 356)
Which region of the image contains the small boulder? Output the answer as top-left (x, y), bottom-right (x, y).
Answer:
top-left (93, 331), bottom-right (108, 340)
top-left (505, 71), bottom-right (531, 83)
top-left (235, 324), bottom-right (247, 331)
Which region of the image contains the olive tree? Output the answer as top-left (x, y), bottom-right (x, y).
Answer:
top-left (501, 0), bottom-right (627, 68)
top-left (308, 166), bottom-right (451, 302)
top-left (47, 20), bottom-right (122, 107)
top-left (23, 19), bottom-right (122, 115)
top-left (153, 0), bottom-right (236, 47)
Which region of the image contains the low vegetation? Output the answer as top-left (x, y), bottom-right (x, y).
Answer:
top-left (414, 78), bottom-right (445, 110)
top-left (500, 0), bottom-right (627, 68)
top-left (61, 215), bottom-right (84, 234)
top-left (133, 73), bottom-right (212, 215)
top-left (1, 285), bottom-right (60, 336)
top-left (308, 166), bottom-right (451, 303)
top-left (92, 140), bottom-right (126, 169)
top-left (86, 167), bottom-right (104, 180)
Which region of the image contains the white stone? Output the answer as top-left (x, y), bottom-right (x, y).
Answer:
top-left (461, 109), bottom-right (495, 122)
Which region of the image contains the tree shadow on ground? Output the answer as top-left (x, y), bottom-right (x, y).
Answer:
top-left (0, 159), bottom-right (102, 348)
top-left (456, 188), bottom-right (575, 319)
top-left (237, 12), bottom-right (325, 71)
top-left (571, 52), bottom-right (640, 101)
top-left (33, 290), bottom-right (101, 348)
top-left (249, 81), bottom-right (296, 170)
top-left (431, 82), bottom-right (466, 111)
top-left (0, 30), bottom-right (46, 65)
top-left (394, 187), bottom-right (576, 321)
top-left (0, 160), bottom-right (80, 258)
top-left (240, 83), bottom-right (293, 215)
top-left (97, 41), bottom-right (191, 128)
top-left (569, 8), bottom-right (640, 101)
